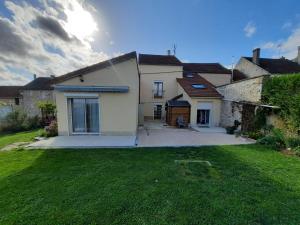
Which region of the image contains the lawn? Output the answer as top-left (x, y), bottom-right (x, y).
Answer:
top-left (1, 145), bottom-right (300, 225)
top-left (0, 129), bottom-right (42, 149)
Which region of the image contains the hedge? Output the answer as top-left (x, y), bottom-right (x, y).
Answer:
top-left (262, 73), bottom-right (300, 133)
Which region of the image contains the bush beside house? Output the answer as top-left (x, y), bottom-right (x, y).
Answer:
top-left (257, 73), bottom-right (300, 154)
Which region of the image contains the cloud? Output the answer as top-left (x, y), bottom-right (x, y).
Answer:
top-left (35, 15), bottom-right (71, 41)
top-left (261, 26), bottom-right (300, 59)
top-left (282, 22), bottom-right (292, 30)
top-left (0, 0), bottom-right (110, 85)
top-left (244, 22), bottom-right (256, 38)
top-left (0, 18), bottom-right (31, 56)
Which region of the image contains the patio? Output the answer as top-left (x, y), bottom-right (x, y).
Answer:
top-left (27, 135), bottom-right (137, 149)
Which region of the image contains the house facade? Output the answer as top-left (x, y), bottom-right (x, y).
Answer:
top-left (54, 52), bottom-right (139, 136)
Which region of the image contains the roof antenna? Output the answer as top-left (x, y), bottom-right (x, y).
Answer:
top-left (173, 44), bottom-right (177, 56)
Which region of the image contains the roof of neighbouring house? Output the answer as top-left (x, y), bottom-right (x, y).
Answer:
top-left (177, 75), bottom-right (222, 98)
top-left (167, 100), bottom-right (191, 107)
top-left (139, 54), bottom-right (182, 66)
top-left (232, 69), bottom-right (247, 81)
top-left (183, 63), bottom-right (231, 74)
top-left (244, 57), bottom-right (300, 74)
top-left (55, 51), bottom-right (137, 83)
top-left (22, 77), bottom-right (54, 90)
top-left (0, 86), bottom-right (22, 98)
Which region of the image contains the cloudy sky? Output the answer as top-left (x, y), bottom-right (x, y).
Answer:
top-left (0, 0), bottom-right (300, 85)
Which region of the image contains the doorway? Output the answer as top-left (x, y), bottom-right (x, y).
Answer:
top-left (153, 104), bottom-right (162, 120)
top-left (197, 109), bottom-right (210, 126)
top-left (69, 98), bottom-right (100, 134)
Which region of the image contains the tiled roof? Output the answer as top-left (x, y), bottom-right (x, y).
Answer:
top-left (177, 75), bottom-right (222, 98)
top-left (55, 51), bottom-right (137, 83)
top-left (22, 77), bottom-right (54, 90)
top-left (183, 63), bottom-right (231, 74)
top-left (139, 54), bottom-right (182, 66)
top-left (244, 57), bottom-right (300, 74)
top-left (232, 69), bottom-right (247, 81)
top-left (167, 100), bottom-right (191, 107)
top-left (0, 86), bottom-right (22, 98)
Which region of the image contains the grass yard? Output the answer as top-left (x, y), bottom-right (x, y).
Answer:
top-left (0, 129), bottom-right (42, 149)
top-left (1, 145), bottom-right (300, 224)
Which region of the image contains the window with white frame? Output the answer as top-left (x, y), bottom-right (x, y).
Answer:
top-left (153, 81), bottom-right (163, 98)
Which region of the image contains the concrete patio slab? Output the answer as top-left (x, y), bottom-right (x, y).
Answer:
top-left (137, 127), bottom-right (254, 147)
top-left (27, 135), bottom-right (137, 149)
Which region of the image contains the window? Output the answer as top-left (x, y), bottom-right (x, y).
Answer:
top-left (69, 98), bottom-right (99, 133)
top-left (192, 84), bottom-right (206, 89)
top-left (153, 81), bottom-right (163, 98)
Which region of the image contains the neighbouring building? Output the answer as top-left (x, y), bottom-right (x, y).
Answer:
top-left (218, 47), bottom-right (300, 131)
top-left (0, 86), bottom-right (22, 119)
top-left (235, 48), bottom-right (300, 78)
top-left (21, 76), bottom-right (55, 116)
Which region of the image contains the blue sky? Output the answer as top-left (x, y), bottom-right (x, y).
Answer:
top-left (0, 0), bottom-right (300, 85)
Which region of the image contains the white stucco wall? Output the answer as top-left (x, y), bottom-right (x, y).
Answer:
top-left (55, 58), bottom-right (139, 136)
top-left (177, 84), bottom-right (221, 127)
top-left (235, 57), bottom-right (269, 78)
top-left (139, 64), bottom-right (183, 120)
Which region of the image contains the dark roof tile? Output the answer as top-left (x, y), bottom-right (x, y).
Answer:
top-left (0, 86), bottom-right (22, 98)
top-left (139, 54), bottom-right (182, 66)
top-left (183, 63), bottom-right (231, 74)
top-left (244, 57), bottom-right (300, 74)
top-left (22, 77), bottom-right (54, 90)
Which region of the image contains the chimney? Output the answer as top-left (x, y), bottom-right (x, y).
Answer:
top-left (167, 50), bottom-right (171, 55)
top-left (297, 46), bottom-right (300, 65)
top-left (33, 74), bottom-right (37, 80)
top-left (252, 48), bottom-right (260, 65)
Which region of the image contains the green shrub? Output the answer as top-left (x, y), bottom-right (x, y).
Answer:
top-left (286, 137), bottom-right (300, 149)
top-left (244, 130), bottom-right (264, 140)
top-left (226, 120), bottom-right (241, 135)
top-left (0, 109), bottom-right (41, 133)
top-left (262, 74), bottom-right (300, 134)
top-left (43, 120), bottom-right (58, 137)
top-left (257, 128), bottom-right (286, 150)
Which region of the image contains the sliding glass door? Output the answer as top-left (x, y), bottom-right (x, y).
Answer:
top-left (69, 98), bottom-right (99, 134)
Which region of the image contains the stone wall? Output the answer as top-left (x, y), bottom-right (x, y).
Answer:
top-left (22, 90), bottom-right (55, 116)
top-left (217, 75), bottom-right (266, 103)
top-left (217, 75), bottom-right (268, 128)
top-left (220, 100), bottom-right (243, 127)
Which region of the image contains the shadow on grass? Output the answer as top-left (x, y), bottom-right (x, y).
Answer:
top-left (0, 145), bottom-right (300, 225)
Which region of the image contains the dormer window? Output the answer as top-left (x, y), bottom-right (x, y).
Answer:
top-left (192, 84), bottom-right (206, 89)
top-left (186, 73), bottom-right (194, 78)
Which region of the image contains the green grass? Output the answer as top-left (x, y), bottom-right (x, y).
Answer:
top-left (1, 145), bottom-right (300, 225)
top-left (0, 129), bottom-right (42, 149)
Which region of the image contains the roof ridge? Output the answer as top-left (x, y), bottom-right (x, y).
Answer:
top-left (55, 51), bottom-right (137, 83)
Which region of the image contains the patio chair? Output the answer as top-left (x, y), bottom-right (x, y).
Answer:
top-left (176, 115), bottom-right (186, 128)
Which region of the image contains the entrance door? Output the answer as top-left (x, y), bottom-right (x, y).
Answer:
top-left (197, 109), bottom-right (210, 126)
top-left (154, 104), bottom-right (162, 120)
top-left (70, 98), bottom-right (99, 134)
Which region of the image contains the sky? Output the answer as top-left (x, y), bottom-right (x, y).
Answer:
top-left (0, 0), bottom-right (300, 85)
